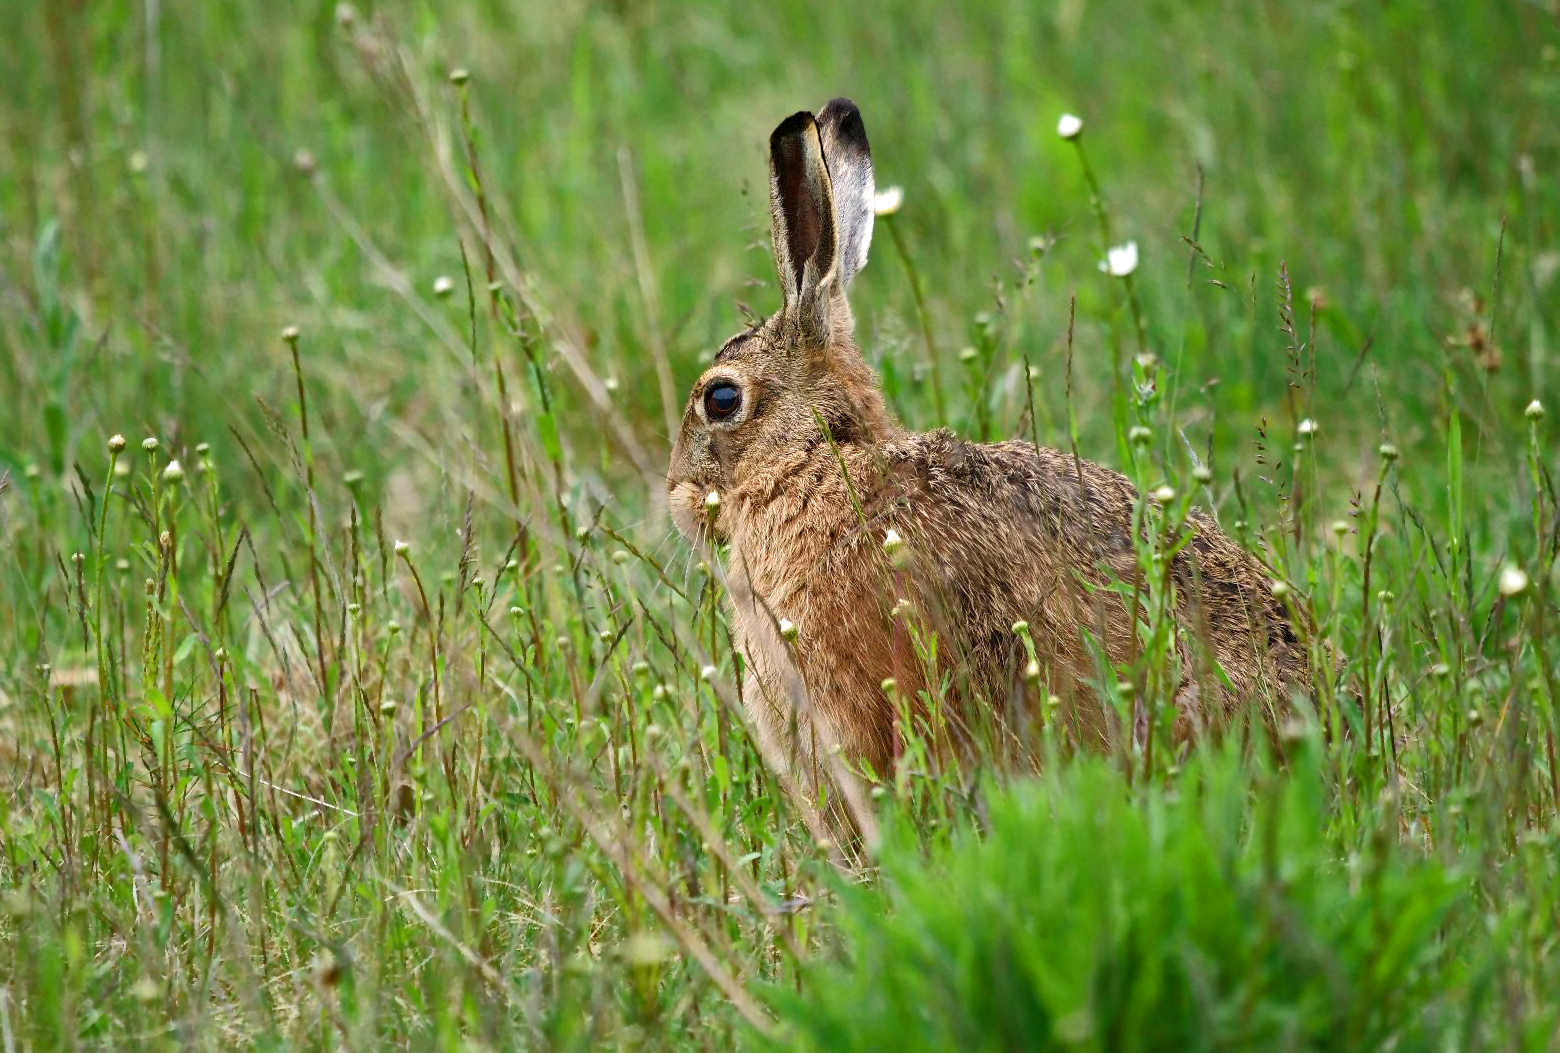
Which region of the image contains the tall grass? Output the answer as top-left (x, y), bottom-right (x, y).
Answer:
top-left (1, 0), bottom-right (1557, 1048)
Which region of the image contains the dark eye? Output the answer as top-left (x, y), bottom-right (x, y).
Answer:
top-left (703, 381), bottom-right (742, 421)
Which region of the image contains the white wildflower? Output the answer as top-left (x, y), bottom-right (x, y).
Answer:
top-left (873, 185), bottom-right (904, 216)
top-left (1099, 241), bottom-right (1139, 278)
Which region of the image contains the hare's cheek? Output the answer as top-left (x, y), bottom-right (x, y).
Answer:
top-left (668, 482), bottom-right (707, 542)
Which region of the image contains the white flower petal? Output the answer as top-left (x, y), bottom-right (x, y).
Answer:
top-left (1057, 113), bottom-right (1084, 140)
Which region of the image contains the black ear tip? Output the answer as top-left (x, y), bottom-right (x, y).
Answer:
top-left (819, 98), bottom-right (869, 149)
top-left (771, 110), bottom-right (817, 146)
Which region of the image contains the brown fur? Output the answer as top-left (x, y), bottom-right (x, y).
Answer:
top-left (667, 101), bottom-right (1310, 815)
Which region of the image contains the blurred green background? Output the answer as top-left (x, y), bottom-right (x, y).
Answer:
top-left (4, 0), bottom-right (1555, 512)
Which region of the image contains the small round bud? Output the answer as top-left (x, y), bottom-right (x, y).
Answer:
top-left (162, 460), bottom-right (185, 482)
top-left (470, 575), bottom-right (484, 590)
top-left (142, 437), bottom-right (160, 453)
top-left (393, 540), bottom-right (410, 557)
top-left (651, 684), bottom-right (668, 701)
top-left (1023, 661), bottom-right (1041, 684)
top-left (1297, 418), bottom-right (1319, 436)
top-left (1191, 465), bottom-right (1213, 484)
top-left (1498, 564), bottom-right (1530, 597)
top-left (882, 528), bottom-right (906, 556)
top-left (1526, 399), bottom-right (1545, 421)
top-left (195, 442), bottom-right (210, 455)
top-left (611, 549), bottom-right (632, 565)
top-left (281, 325), bottom-right (300, 344)
top-left (509, 605), bottom-right (523, 617)
top-left (292, 149), bottom-right (317, 175)
top-left (1152, 485), bottom-right (1177, 503)
top-left (335, 3), bottom-right (357, 27)
top-left (1128, 425), bottom-right (1153, 446)
top-left (1270, 580), bottom-right (1291, 600)
top-left (880, 677), bottom-right (898, 694)
top-left (958, 346), bottom-right (979, 363)
top-left (71, 551), bottom-right (85, 565)
top-left (387, 621), bottom-right (401, 635)
top-left (23, 464), bottom-right (40, 478)
top-left (700, 665), bottom-right (717, 682)
top-left (346, 602), bottom-right (360, 614)
top-left (448, 68), bottom-right (470, 85)
top-left (1056, 113), bottom-right (1084, 140)
top-left (1330, 519), bottom-right (1350, 537)
top-left (704, 489), bottom-right (721, 513)
top-left (1430, 662), bottom-right (1451, 679)
top-left (1378, 443), bottom-right (1399, 462)
top-left (108, 434), bottom-right (127, 454)
top-left (432, 275), bottom-right (455, 299)
top-left (778, 617), bottom-right (799, 642)
top-left (1011, 619), bottom-right (1030, 635)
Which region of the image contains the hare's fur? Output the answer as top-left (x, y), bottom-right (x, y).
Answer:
top-left (667, 100), bottom-right (1310, 814)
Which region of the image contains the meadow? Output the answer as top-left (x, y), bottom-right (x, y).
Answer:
top-left (1, 0), bottom-right (1558, 1048)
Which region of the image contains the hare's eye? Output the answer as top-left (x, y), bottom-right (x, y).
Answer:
top-left (704, 382), bottom-right (742, 421)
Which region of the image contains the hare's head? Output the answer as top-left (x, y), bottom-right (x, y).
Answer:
top-left (667, 99), bottom-right (897, 544)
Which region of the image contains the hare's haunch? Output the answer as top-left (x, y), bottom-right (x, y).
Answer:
top-left (667, 99), bottom-right (1310, 811)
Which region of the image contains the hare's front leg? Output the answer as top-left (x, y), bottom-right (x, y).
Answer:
top-left (734, 619), bottom-right (882, 860)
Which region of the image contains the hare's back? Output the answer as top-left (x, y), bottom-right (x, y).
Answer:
top-left (878, 432), bottom-right (1309, 706)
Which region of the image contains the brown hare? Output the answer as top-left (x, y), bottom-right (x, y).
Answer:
top-left (667, 99), bottom-right (1310, 830)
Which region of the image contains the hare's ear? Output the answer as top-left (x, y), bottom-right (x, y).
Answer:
top-left (769, 111), bottom-right (838, 319)
top-left (816, 98), bottom-right (874, 288)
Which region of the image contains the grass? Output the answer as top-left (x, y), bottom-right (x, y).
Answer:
top-left (1, 0), bottom-right (1558, 1048)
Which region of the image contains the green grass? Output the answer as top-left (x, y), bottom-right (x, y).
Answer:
top-left (1, 0), bottom-right (1558, 1048)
